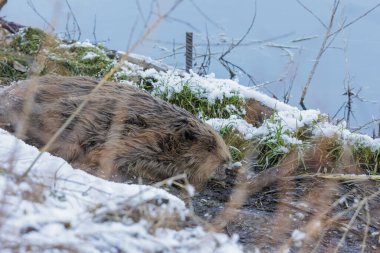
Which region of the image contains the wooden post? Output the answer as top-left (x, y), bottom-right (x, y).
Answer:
top-left (185, 32), bottom-right (193, 73)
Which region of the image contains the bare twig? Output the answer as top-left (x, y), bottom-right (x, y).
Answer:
top-left (351, 118), bottom-right (380, 133)
top-left (329, 2), bottom-right (380, 38)
top-left (361, 201), bottom-right (370, 253)
top-left (92, 15), bottom-right (97, 44)
top-left (295, 0), bottom-right (327, 28)
top-left (299, 0), bottom-right (340, 110)
top-left (27, 0), bottom-right (55, 31)
top-left (219, 0), bottom-right (257, 83)
top-left (154, 12), bottom-right (200, 32)
top-left (197, 27), bottom-right (211, 76)
top-left (135, 0), bottom-right (148, 28)
top-left (333, 199), bottom-right (364, 253)
top-left (189, 0), bottom-right (223, 30)
top-left (64, 0), bottom-right (81, 40)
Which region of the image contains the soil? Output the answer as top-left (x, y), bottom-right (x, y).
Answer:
top-left (185, 169), bottom-right (380, 253)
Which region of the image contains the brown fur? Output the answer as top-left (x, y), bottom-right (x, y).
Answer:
top-left (0, 75), bottom-right (231, 187)
top-left (244, 99), bottom-right (273, 127)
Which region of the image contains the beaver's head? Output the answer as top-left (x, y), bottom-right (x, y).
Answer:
top-left (150, 117), bottom-right (231, 186)
top-left (110, 115), bottom-right (232, 188)
top-left (166, 117), bottom-right (232, 186)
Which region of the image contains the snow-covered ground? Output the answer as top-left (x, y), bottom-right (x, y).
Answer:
top-left (0, 129), bottom-right (242, 253)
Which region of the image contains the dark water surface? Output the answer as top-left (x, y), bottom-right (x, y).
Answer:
top-left (2, 0), bottom-right (380, 134)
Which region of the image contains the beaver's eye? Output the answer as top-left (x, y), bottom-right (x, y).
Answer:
top-left (183, 130), bottom-right (196, 141)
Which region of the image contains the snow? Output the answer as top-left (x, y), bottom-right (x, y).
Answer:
top-left (58, 39), bottom-right (96, 49)
top-left (291, 229), bottom-right (306, 242)
top-left (312, 122), bottom-right (380, 151)
top-left (206, 115), bottom-right (258, 140)
top-left (292, 229), bottom-right (306, 247)
top-left (82, 51), bottom-right (99, 60)
top-left (0, 129), bottom-right (243, 253)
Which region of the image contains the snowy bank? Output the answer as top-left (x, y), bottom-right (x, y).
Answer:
top-left (0, 129), bottom-right (242, 253)
top-left (115, 58), bottom-right (380, 157)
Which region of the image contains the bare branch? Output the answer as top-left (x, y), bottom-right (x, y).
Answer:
top-left (295, 0), bottom-right (327, 28)
top-left (65, 0), bottom-right (81, 40)
top-left (135, 0), bottom-right (148, 28)
top-left (219, 0), bottom-right (257, 83)
top-left (329, 2), bottom-right (380, 38)
top-left (197, 26), bottom-right (212, 76)
top-left (92, 15), bottom-right (97, 43)
top-left (153, 12), bottom-right (200, 32)
top-left (27, 0), bottom-right (54, 31)
top-left (189, 0), bottom-right (224, 30)
top-left (299, 0), bottom-right (340, 110)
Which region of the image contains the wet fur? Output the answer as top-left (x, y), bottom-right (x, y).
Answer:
top-left (0, 75), bottom-right (231, 187)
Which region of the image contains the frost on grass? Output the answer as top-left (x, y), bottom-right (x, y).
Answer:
top-left (0, 129), bottom-right (242, 253)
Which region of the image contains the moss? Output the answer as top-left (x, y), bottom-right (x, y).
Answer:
top-left (11, 27), bottom-right (49, 55)
top-left (157, 83), bottom-right (246, 119)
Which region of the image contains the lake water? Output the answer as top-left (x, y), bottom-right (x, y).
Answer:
top-left (2, 0), bottom-right (380, 134)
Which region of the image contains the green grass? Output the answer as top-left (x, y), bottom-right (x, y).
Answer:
top-left (156, 83), bottom-right (246, 119)
top-left (219, 125), bottom-right (253, 161)
top-left (353, 145), bottom-right (380, 174)
top-left (47, 43), bottom-right (114, 77)
top-left (0, 59), bottom-right (28, 84)
top-left (11, 27), bottom-right (50, 55)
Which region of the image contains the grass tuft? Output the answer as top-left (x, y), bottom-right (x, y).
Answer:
top-left (156, 83), bottom-right (246, 119)
top-left (47, 43), bottom-right (114, 77)
top-left (11, 27), bottom-right (50, 55)
top-left (353, 145), bottom-right (380, 174)
top-left (219, 125), bottom-right (253, 161)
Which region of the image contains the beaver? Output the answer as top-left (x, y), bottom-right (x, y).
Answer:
top-left (0, 75), bottom-right (231, 187)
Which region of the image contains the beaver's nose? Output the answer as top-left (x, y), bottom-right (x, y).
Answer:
top-left (211, 164), bottom-right (228, 181)
top-left (230, 161), bottom-right (242, 171)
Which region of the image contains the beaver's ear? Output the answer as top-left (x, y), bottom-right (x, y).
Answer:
top-left (173, 118), bottom-right (189, 128)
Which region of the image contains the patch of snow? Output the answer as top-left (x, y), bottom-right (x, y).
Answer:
top-left (59, 39), bottom-right (95, 49)
top-left (185, 184), bottom-right (195, 197)
top-left (313, 122), bottom-right (380, 152)
top-left (231, 162), bottom-right (242, 169)
top-left (292, 229), bottom-right (306, 247)
top-left (82, 51), bottom-right (99, 60)
top-left (206, 115), bottom-right (258, 140)
top-left (0, 129), bottom-right (243, 253)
